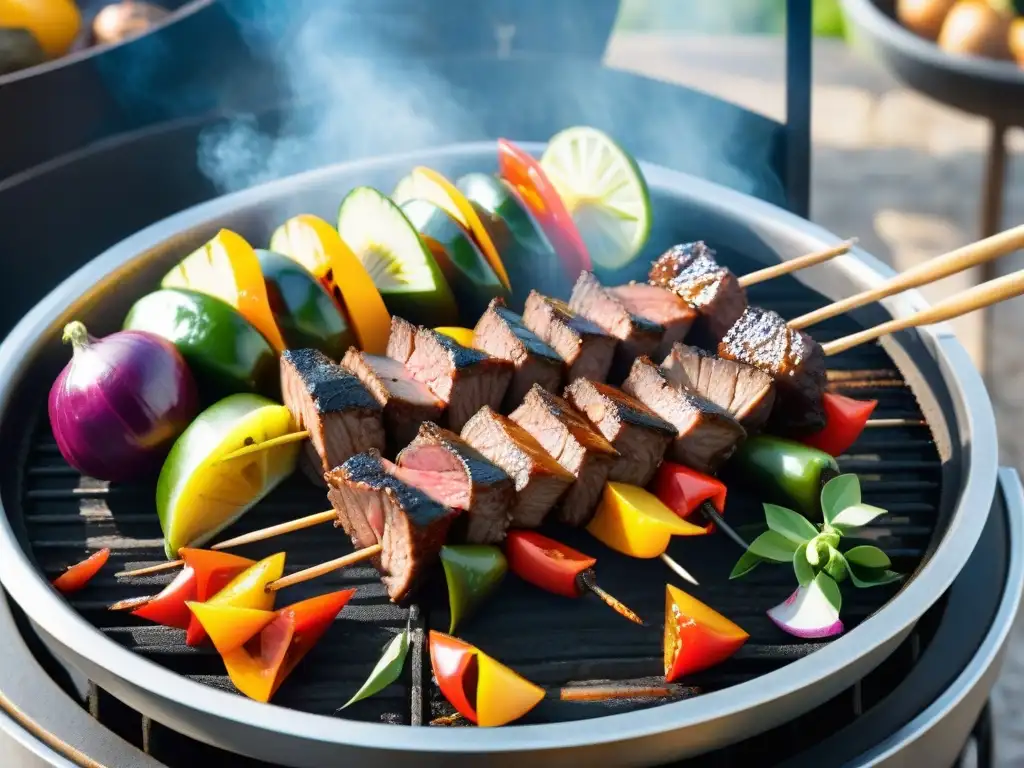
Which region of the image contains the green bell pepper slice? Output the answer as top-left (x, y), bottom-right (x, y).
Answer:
top-left (123, 288), bottom-right (278, 401)
top-left (729, 435), bottom-right (839, 519)
top-left (440, 544), bottom-right (507, 634)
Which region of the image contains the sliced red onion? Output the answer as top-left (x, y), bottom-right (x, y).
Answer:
top-left (767, 573), bottom-right (845, 639)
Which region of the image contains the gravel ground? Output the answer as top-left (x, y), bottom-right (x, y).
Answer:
top-left (606, 32), bottom-right (1024, 764)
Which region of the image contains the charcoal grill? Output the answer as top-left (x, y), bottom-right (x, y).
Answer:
top-left (0, 142), bottom-right (1015, 767)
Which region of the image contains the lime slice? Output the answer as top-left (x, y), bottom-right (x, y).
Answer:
top-left (157, 394), bottom-right (300, 559)
top-left (540, 127), bottom-right (652, 270)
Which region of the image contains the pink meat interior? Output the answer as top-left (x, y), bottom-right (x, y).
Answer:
top-left (390, 445), bottom-right (471, 510)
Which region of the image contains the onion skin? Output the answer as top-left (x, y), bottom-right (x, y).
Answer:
top-left (48, 321), bottom-right (199, 483)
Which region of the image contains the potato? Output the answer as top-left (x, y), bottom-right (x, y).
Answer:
top-left (897, 0), bottom-right (959, 41)
top-left (937, 0), bottom-right (1013, 60)
top-left (92, 1), bottom-right (170, 46)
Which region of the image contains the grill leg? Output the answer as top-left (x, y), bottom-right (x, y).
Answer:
top-left (979, 121), bottom-right (1008, 375)
top-left (958, 700), bottom-right (993, 768)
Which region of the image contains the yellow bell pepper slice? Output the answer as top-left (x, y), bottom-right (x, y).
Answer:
top-left (433, 326), bottom-right (476, 347)
top-left (475, 651), bottom-right (545, 727)
top-left (185, 603), bottom-right (276, 656)
top-left (394, 167), bottom-right (511, 291)
top-left (0, 0), bottom-right (81, 58)
top-left (270, 213), bottom-right (392, 354)
top-left (162, 229), bottom-right (287, 353)
top-left (221, 619), bottom-right (295, 703)
top-left (205, 552), bottom-right (286, 612)
top-left (587, 482), bottom-right (707, 558)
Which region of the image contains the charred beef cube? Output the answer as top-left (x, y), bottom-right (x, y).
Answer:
top-left (280, 349), bottom-right (386, 485)
top-left (341, 348), bottom-right (446, 455)
top-left (569, 271), bottom-right (663, 384)
top-left (622, 357), bottom-right (747, 474)
top-left (563, 378), bottom-right (676, 487)
top-left (521, 290), bottom-right (616, 384)
top-left (461, 406), bottom-right (574, 528)
top-left (326, 451), bottom-right (456, 603)
top-left (509, 385), bottom-right (618, 526)
top-left (717, 306), bottom-right (827, 435)
top-left (403, 327), bottom-right (513, 433)
top-left (473, 298), bottom-right (564, 410)
top-left (608, 282), bottom-right (697, 360)
top-left (661, 342), bottom-right (776, 433)
top-left (648, 241), bottom-right (747, 349)
top-left (385, 315), bottom-right (419, 365)
top-left (393, 422), bottom-right (515, 544)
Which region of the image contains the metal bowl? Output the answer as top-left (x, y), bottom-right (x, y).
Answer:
top-left (0, 142), bottom-right (998, 766)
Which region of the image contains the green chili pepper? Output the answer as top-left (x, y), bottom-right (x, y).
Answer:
top-left (729, 435), bottom-right (839, 519)
top-left (440, 544), bottom-right (507, 634)
top-left (342, 629), bottom-right (410, 709)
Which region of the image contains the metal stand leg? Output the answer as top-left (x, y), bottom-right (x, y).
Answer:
top-left (980, 121), bottom-right (1008, 374)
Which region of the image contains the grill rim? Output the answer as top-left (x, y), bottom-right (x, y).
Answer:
top-left (0, 143), bottom-right (999, 763)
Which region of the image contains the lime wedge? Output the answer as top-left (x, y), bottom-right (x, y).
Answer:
top-left (540, 127), bottom-right (652, 270)
top-left (157, 394), bottom-right (300, 559)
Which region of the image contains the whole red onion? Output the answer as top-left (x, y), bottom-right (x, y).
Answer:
top-left (48, 321), bottom-right (199, 482)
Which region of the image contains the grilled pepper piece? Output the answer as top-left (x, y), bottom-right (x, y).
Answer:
top-left (588, 482), bottom-right (707, 559)
top-left (204, 552), bottom-right (286, 611)
top-left (185, 604), bottom-right (277, 656)
top-left (728, 435), bottom-right (839, 519)
top-left (505, 530), bottom-right (595, 598)
top-left (440, 545), bottom-right (507, 634)
top-left (664, 584), bottom-right (748, 682)
top-left (180, 548), bottom-right (259, 645)
top-left (428, 631), bottom-right (545, 727)
top-left (129, 566), bottom-right (197, 630)
top-left (652, 462), bottom-right (727, 535)
top-left (52, 548), bottom-right (109, 594)
top-left (798, 393), bottom-right (878, 457)
top-left (191, 589), bottom-right (355, 703)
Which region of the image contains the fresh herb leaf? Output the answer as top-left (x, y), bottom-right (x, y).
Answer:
top-left (730, 550), bottom-right (763, 579)
top-left (341, 629), bottom-right (410, 709)
top-left (816, 571), bottom-right (843, 614)
top-left (843, 545), bottom-right (891, 570)
top-left (793, 543), bottom-right (814, 587)
top-left (823, 547), bottom-right (849, 583)
top-left (764, 503), bottom-right (819, 545)
top-left (746, 530), bottom-right (800, 562)
top-left (848, 565), bottom-right (904, 589)
top-left (831, 503), bottom-right (888, 532)
top-left (821, 474), bottom-right (861, 527)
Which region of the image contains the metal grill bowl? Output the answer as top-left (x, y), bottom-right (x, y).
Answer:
top-left (0, 143), bottom-right (1000, 767)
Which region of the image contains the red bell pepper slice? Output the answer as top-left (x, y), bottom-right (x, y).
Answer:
top-left (664, 584), bottom-right (748, 683)
top-left (274, 589), bottom-right (355, 690)
top-left (181, 548), bottom-right (258, 646)
top-left (652, 462), bottom-right (727, 535)
top-left (428, 631), bottom-right (479, 723)
top-left (799, 393), bottom-right (877, 457)
top-left (497, 138), bottom-right (591, 278)
top-left (505, 530), bottom-right (596, 599)
top-left (131, 566), bottom-right (197, 630)
top-left (52, 548), bottom-right (109, 594)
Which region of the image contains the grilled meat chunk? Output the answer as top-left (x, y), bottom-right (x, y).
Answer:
top-left (717, 306), bottom-right (827, 435)
top-left (509, 385), bottom-right (618, 526)
top-left (473, 298), bottom-right (564, 410)
top-left (341, 348), bottom-right (446, 455)
top-left (521, 290), bottom-right (616, 384)
top-left (569, 271), bottom-right (663, 383)
top-left (563, 378), bottom-right (676, 487)
top-left (661, 342), bottom-right (776, 432)
top-left (326, 451), bottom-right (456, 603)
top-left (622, 357), bottom-right (746, 474)
top-left (648, 242), bottom-right (747, 349)
top-left (607, 282), bottom-right (697, 360)
top-left (399, 326), bottom-right (514, 433)
top-left (279, 349), bottom-right (386, 485)
top-left (394, 422), bottom-right (515, 544)
top-left (384, 315), bottom-right (419, 365)
top-left (461, 406), bottom-right (574, 528)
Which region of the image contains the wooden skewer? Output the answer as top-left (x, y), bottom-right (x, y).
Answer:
top-left (789, 223), bottom-right (1024, 330)
top-left (114, 509), bottom-right (337, 578)
top-left (218, 431), bottom-right (312, 463)
top-left (576, 569), bottom-right (645, 625)
top-left (737, 239), bottom-right (857, 288)
top-left (823, 268), bottom-right (1024, 356)
top-left (265, 544), bottom-right (383, 592)
top-left (660, 553), bottom-right (699, 586)
top-left (697, 501), bottom-right (749, 551)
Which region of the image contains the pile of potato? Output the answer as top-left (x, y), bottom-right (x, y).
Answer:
top-left (897, 0), bottom-right (1024, 66)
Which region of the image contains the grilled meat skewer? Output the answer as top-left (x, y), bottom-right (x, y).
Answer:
top-left (521, 290), bottom-right (617, 385)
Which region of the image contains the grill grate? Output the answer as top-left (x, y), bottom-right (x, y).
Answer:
top-left (14, 278), bottom-right (945, 765)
